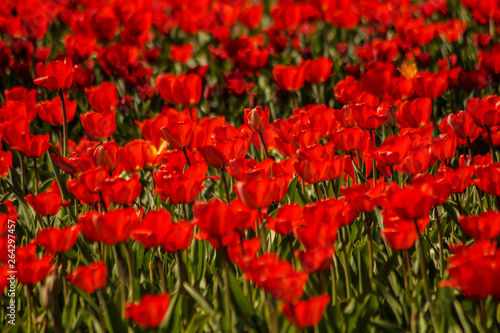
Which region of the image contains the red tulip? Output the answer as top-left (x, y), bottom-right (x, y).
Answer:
top-left (81, 111), bottom-right (117, 141)
top-left (397, 97), bottom-right (432, 129)
top-left (33, 57), bottom-right (74, 92)
top-left (67, 262), bottom-right (108, 294)
top-left (36, 96), bottom-right (77, 126)
top-left (26, 192), bottom-right (69, 217)
top-left (78, 208), bottom-right (142, 245)
top-left (370, 135), bottom-right (411, 166)
top-left (173, 74), bottom-right (202, 106)
top-left (475, 163), bottom-right (500, 196)
top-left (17, 255), bottom-right (55, 285)
top-left (304, 57), bottom-right (333, 84)
top-left (440, 241), bottom-right (500, 299)
top-left (10, 133), bottom-right (51, 158)
top-left (154, 163), bottom-right (206, 204)
top-left (281, 294), bottom-right (330, 328)
top-left (194, 199), bottom-right (234, 240)
top-left (161, 119), bottom-right (195, 150)
top-left (459, 211), bottom-right (500, 240)
top-left (85, 82), bottom-right (119, 113)
top-left (273, 64), bottom-right (305, 92)
top-left (351, 102), bottom-right (388, 130)
top-left (125, 293), bottom-right (171, 328)
top-left (132, 209), bottom-right (172, 248)
top-left (101, 174), bottom-right (142, 205)
top-left (237, 47), bottom-right (269, 73)
top-left (413, 71), bottom-right (448, 99)
top-left (243, 106), bottom-right (270, 133)
top-left (34, 225), bottom-right (81, 253)
top-left (162, 221), bottom-right (194, 253)
top-left (170, 43), bottom-right (193, 64)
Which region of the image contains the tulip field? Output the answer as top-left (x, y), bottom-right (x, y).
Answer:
top-left (3, 0), bottom-right (500, 332)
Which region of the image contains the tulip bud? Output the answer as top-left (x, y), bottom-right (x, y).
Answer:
top-left (243, 106), bottom-right (270, 132)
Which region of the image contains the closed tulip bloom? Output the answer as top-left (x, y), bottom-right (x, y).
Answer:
top-left (34, 225), bottom-right (81, 253)
top-left (67, 262), bottom-right (108, 294)
top-left (81, 111), bottom-right (117, 141)
top-left (330, 126), bottom-right (370, 153)
top-left (380, 209), bottom-right (428, 250)
top-left (194, 199), bottom-right (234, 239)
top-left (237, 47), bottom-right (269, 73)
top-left (371, 135), bottom-right (411, 166)
top-left (132, 209), bottom-right (172, 248)
top-left (154, 164), bottom-right (206, 204)
top-left (459, 211), bottom-right (500, 240)
top-left (36, 96), bottom-right (77, 126)
top-left (413, 71), bottom-right (449, 99)
top-left (351, 102), bottom-right (389, 130)
top-left (85, 82), bottom-right (119, 113)
top-left (170, 43), bottom-right (193, 64)
top-left (101, 174), bottom-right (142, 205)
top-left (162, 221), bottom-right (194, 252)
top-left (17, 255), bottom-right (56, 285)
top-left (125, 293), bottom-right (171, 328)
top-left (446, 111), bottom-right (482, 141)
top-left (33, 57), bottom-right (74, 91)
top-left (273, 64), bottom-right (305, 92)
top-left (383, 184), bottom-right (436, 220)
top-left (243, 106), bottom-right (270, 132)
top-left (26, 192), bottom-right (69, 217)
top-left (475, 163), bottom-right (500, 196)
top-left (156, 74), bottom-right (177, 103)
top-left (173, 74), bottom-right (202, 106)
top-left (281, 294), bottom-right (330, 328)
top-left (78, 167), bottom-right (110, 194)
top-left (78, 208), bottom-right (142, 245)
top-left (397, 97), bottom-right (432, 129)
top-left (235, 178), bottom-right (277, 209)
top-left (304, 57), bottom-right (333, 84)
top-left (466, 96), bottom-right (500, 128)
top-left (439, 241), bottom-right (500, 299)
top-left (161, 119), bottom-right (195, 149)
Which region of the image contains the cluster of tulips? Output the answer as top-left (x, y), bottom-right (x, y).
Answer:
top-left (3, 0), bottom-right (500, 332)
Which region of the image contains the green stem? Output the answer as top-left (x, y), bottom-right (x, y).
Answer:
top-left (412, 219), bottom-right (437, 328)
top-left (182, 147), bottom-right (191, 167)
top-left (113, 244), bottom-right (127, 314)
top-left (486, 127), bottom-right (497, 163)
top-left (157, 248), bottom-right (166, 292)
top-left (33, 158), bottom-right (38, 195)
top-left (339, 228), bottom-right (351, 299)
top-left (258, 131), bottom-right (270, 160)
top-left (58, 89), bottom-right (69, 158)
top-left (435, 208), bottom-right (445, 278)
top-left (220, 168), bottom-right (231, 204)
top-left (124, 242), bottom-right (135, 301)
top-left (365, 212), bottom-right (374, 280)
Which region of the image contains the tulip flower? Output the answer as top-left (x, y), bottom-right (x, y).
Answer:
top-left (34, 225), bottom-right (81, 253)
top-left (281, 294), bottom-right (330, 328)
top-left (125, 293), bottom-right (171, 328)
top-left (67, 262), bottom-right (108, 294)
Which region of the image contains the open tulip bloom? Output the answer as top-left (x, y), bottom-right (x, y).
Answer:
top-left (3, 1), bottom-right (500, 332)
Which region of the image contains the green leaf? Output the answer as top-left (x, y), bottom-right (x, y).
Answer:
top-left (183, 282), bottom-right (217, 317)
